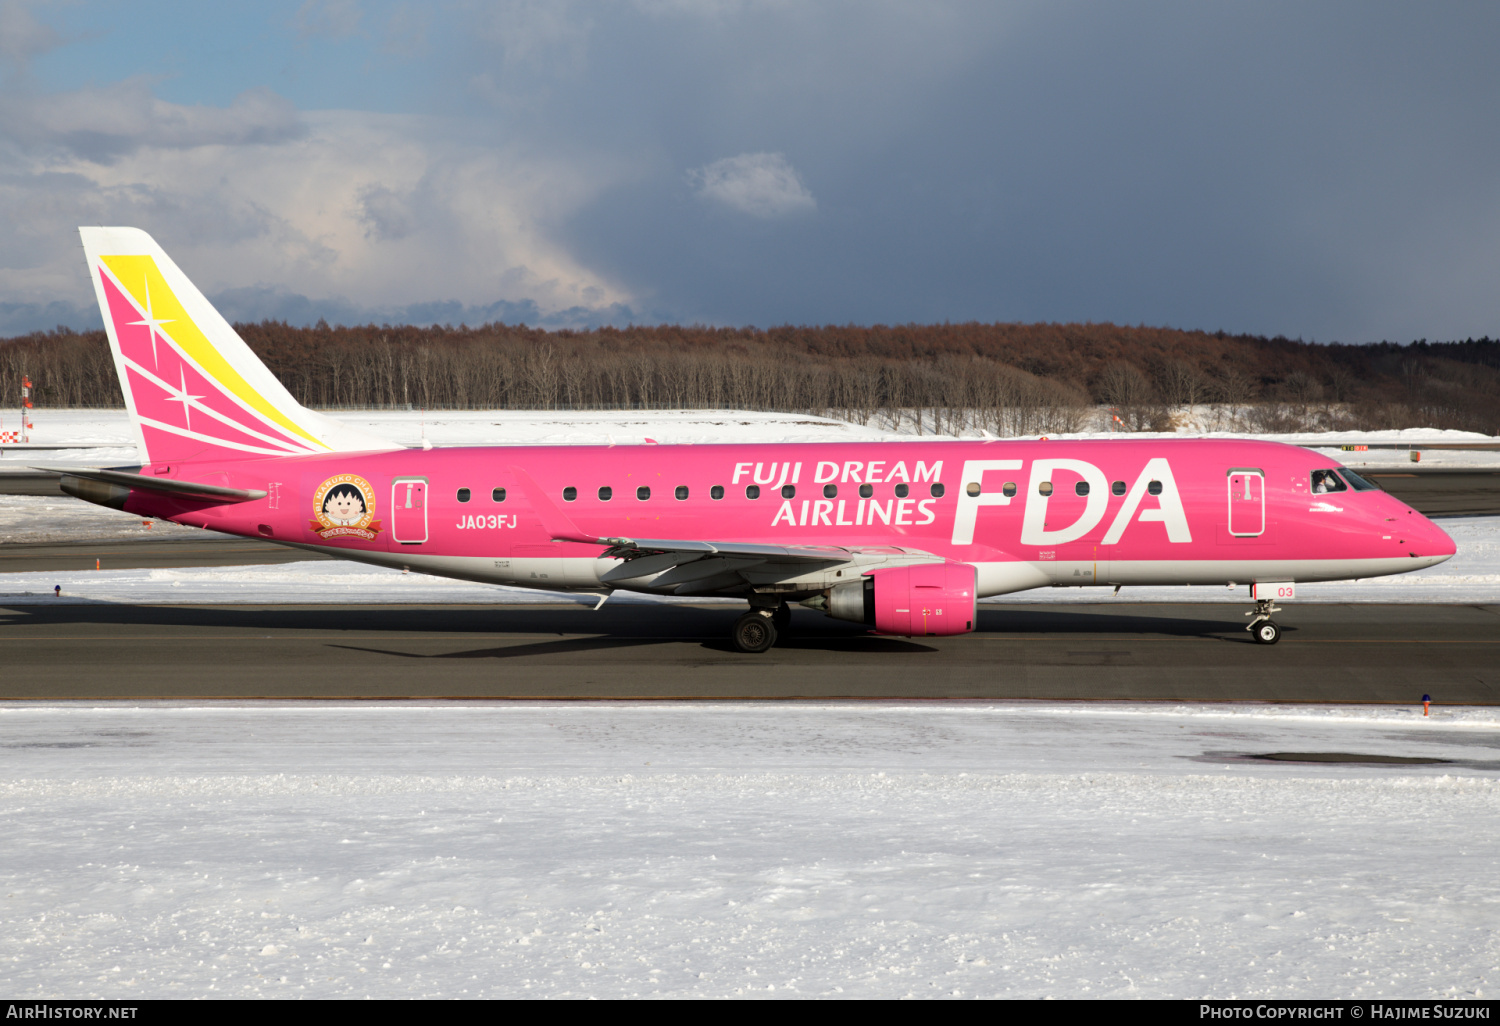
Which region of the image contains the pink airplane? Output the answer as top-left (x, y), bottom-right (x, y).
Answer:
top-left (51, 228), bottom-right (1456, 652)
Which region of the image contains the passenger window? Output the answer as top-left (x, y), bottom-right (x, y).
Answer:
top-left (859, 484), bottom-right (873, 499)
top-left (1038, 481), bottom-right (1053, 496)
top-left (637, 486), bottom-right (651, 500)
top-left (598, 486), bottom-right (612, 501)
top-left (965, 482), bottom-right (981, 497)
top-left (1147, 480), bottom-right (1163, 496)
top-left (1311, 469), bottom-right (1348, 494)
top-left (492, 487), bottom-right (506, 502)
top-left (782, 485), bottom-right (796, 499)
top-left (457, 488), bottom-right (471, 503)
top-left (1002, 482), bottom-right (1017, 497)
top-left (1075, 481), bottom-right (1089, 497)
top-left (746, 485), bottom-right (760, 499)
top-left (930, 483), bottom-right (945, 498)
top-left (1111, 481), bottom-right (1126, 496)
top-left (711, 485), bottom-right (724, 500)
top-left (894, 483), bottom-right (909, 498)
top-left (675, 485), bottom-right (689, 500)
top-left (823, 484), bottom-right (837, 498)
top-left (562, 486), bottom-right (577, 502)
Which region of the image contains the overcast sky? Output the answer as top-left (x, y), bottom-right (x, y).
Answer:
top-left (2, 0), bottom-right (1498, 341)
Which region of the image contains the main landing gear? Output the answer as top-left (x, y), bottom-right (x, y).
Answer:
top-left (732, 609), bottom-right (776, 653)
top-left (732, 600), bottom-right (791, 653)
top-left (1246, 597), bottom-right (1282, 645)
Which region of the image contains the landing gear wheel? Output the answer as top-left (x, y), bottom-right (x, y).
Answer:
top-left (771, 602), bottom-right (791, 632)
top-left (733, 611), bottom-right (777, 653)
top-left (1245, 596), bottom-right (1284, 645)
top-left (1253, 620), bottom-right (1281, 645)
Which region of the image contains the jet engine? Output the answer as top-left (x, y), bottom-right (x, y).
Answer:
top-left (819, 562), bottom-right (977, 636)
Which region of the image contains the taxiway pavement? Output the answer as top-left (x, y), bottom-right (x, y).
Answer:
top-left (1, 601), bottom-right (1495, 702)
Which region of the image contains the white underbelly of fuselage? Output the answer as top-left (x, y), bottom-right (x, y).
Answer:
top-left (280, 543), bottom-right (1451, 598)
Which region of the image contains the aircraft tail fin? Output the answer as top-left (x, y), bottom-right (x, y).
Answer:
top-left (79, 227), bottom-right (401, 466)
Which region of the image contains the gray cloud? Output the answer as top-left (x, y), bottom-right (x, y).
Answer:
top-left (0, 0), bottom-right (61, 66)
top-left (356, 184), bottom-right (418, 241)
top-left (0, 299), bottom-right (95, 336)
top-left (689, 153), bottom-right (815, 219)
top-left (201, 286), bottom-right (640, 332)
top-left (0, 82), bottom-right (305, 162)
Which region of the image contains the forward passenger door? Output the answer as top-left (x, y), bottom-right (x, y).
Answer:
top-left (392, 477), bottom-right (429, 545)
top-left (1227, 469), bottom-right (1265, 537)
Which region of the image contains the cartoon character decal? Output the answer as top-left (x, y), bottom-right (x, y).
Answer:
top-left (310, 474), bottom-right (382, 540)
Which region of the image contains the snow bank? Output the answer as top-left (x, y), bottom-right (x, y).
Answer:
top-left (7, 407), bottom-right (1499, 454)
top-left (0, 701), bottom-right (1495, 999)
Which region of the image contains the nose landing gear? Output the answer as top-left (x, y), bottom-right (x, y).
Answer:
top-left (1246, 597), bottom-right (1282, 645)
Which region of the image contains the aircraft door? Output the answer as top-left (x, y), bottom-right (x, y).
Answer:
top-left (392, 477), bottom-right (428, 544)
top-left (1227, 469), bottom-right (1265, 537)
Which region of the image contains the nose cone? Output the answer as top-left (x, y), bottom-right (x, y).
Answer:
top-left (1410, 509), bottom-right (1457, 566)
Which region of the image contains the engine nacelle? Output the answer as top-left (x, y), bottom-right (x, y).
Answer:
top-left (823, 562), bottom-right (977, 637)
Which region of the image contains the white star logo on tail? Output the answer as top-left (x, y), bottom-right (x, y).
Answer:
top-left (126, 276), bottom-right (173, 368)
top-left (163, 367), bottom-right (205, 432)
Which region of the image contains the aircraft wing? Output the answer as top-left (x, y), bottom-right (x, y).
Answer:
top-left (508, 464), bottom-right (925, 592)
top-left (576, 535), bottom-right (853, 561)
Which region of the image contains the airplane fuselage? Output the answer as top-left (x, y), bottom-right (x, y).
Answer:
top-left (108, 437), bottom-right (1455, 600)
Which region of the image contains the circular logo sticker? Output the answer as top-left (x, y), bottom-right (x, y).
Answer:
top-left (310, 473), bottom-right (382, 541)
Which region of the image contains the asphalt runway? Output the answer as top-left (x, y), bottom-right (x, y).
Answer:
top-left (1, 601), bottom-right (1496, 702)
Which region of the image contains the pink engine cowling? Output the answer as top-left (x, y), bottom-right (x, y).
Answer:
top-left (818, 562), bottom-right (978, 636)
top-left (806, 562), bottom-right (976, 638)
top-left (869, 562), bottom-right (977, 636)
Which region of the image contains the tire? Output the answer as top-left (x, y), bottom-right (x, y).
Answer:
top-left (1254, 620), bottom-right (1281, 645)
top-left (733, 612), bottom-right (777, 653)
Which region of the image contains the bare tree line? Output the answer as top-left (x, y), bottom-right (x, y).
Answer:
top-left (2, 322), bottom-right (1499, 436)
top-left (298, 343), bottom-right (1098, 434)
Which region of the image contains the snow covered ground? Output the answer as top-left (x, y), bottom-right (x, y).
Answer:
top-left (0, 494), bottom-right (200, 544)
top-left (0, 515), bottom-right (1495, 607)
top-left (1, 701), bottom-right (1495, 999)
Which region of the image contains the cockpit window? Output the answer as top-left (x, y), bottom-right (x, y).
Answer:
top-left (1339, 468), bottom-right (1380, 491)
top-left (1311, 469), bottom-right (1349, 494)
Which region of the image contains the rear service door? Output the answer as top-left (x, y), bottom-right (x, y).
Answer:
top-left (392, 477), bottom-right (428, 544)
top-left (1227, 468), bottom-right (1265, 537)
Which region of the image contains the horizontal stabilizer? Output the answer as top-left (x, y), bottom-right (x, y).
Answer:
top-left (35, 465), bottom-right (266, 502)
